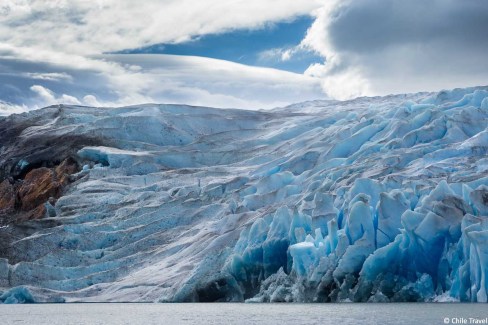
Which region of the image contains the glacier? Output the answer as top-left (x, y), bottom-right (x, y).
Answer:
top-left (0, 86), bottom-right (487, 303)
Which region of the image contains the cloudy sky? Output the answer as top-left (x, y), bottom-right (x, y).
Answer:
top-left (1, 0), bottom-right (487, 114)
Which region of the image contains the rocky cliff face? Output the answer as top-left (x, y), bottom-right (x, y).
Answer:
top-left (0, 107), bottom-right (107, 225)
top-left (0, 158), bottom-right (78, 223)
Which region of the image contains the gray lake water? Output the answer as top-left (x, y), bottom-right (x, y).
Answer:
top-left (1, 303), bottom-right (487, 325)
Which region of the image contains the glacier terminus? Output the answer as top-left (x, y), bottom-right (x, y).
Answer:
top-left (0, 86), bottom-right (488, 304)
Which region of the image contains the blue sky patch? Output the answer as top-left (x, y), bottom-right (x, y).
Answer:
top-left (118, 15), bottom-right (322, 73)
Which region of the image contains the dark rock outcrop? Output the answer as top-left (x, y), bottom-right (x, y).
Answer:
top-left (0, 158), bottom-right (79, 222)
top-left (0, 105), bottom-right (107, 224)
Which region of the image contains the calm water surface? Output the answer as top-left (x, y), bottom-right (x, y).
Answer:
top-left (1, 303), bottom-right (487, 325)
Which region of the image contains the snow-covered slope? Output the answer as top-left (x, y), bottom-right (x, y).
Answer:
top-left (1, 86), bottom-right (488, 303)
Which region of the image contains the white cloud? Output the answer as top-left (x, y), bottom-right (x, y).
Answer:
top-left (258, 48), bottom-right (289, 62)
top-left (114, 54), bottom-right (324, 108)
top-left (2, 0), bottom-right (485, 109)
top-left (24, 72), bottom-right (73, 82)
top-left (258, 46), bottom-right (302, 63)
top-left (304, 62), bottom-right (371, 100)
top-left (0, 0), bottom-right (321, 55)
top-left (82, 94), bottom-right (101, 107)
top-left (0, 71), bottom-right (73, 82)
top-left (0, 1), bottom-right (328, 113)
top-left (1, 49), bottom-right (325, 111)
top-left (0, 100), bottom-right (28, 116)
top-left (301, 0), bottom-right (488, 98)
top-left (30, 84), bottom-right (81, 106)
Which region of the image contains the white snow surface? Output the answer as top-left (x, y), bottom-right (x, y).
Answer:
top-left (1, 86), bottom-right (488, 303)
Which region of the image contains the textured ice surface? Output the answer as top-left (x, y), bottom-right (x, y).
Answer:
top-left (1, 87), bottom-right (488, 303)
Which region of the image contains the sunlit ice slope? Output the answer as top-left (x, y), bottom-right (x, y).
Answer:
top-left (0, 86), bottom-right (488, 303)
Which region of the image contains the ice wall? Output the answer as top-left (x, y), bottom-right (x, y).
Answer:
top-left (0, 87), bottom-right (487, 303)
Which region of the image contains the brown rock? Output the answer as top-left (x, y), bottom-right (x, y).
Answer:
top-left (1, 158), bottom-right (79, 222)
top-left (25, 204), bottom-right (47, 220)
top-left (0, 179), bottom-right (15, 212)
top-left (18, 167), bottom-right (59, 212)
top-left (55, 158), bottom-right (78, 185)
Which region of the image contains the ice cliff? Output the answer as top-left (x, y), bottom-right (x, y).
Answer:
top-left (0, 86), bottom-right (487, 303)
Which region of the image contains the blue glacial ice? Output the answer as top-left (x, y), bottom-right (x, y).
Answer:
top-left (0, 87), bottom-right (488, 303)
